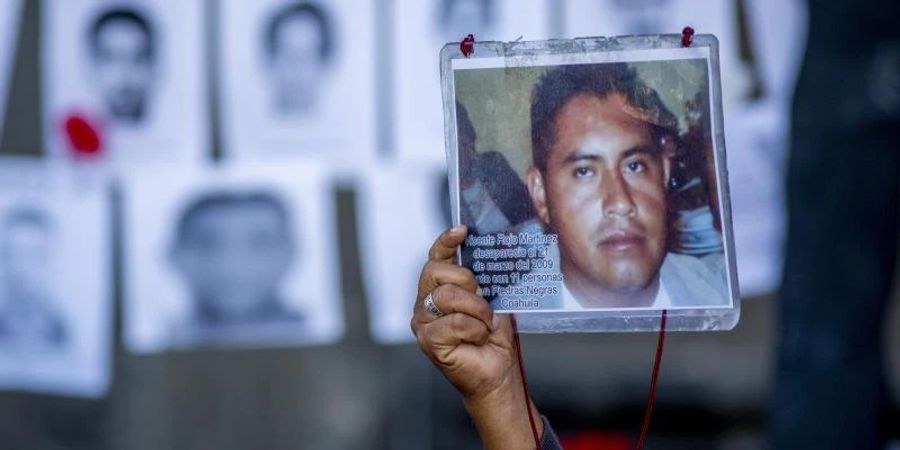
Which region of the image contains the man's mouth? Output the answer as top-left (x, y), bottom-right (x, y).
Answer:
top-left (599, 229), bottom-right (646, 251)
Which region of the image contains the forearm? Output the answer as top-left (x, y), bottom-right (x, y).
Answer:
top-left (463, 384), bottom-right (545, 450)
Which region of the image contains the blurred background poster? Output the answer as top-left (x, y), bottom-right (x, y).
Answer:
top-left (219, 0), bottom-right (377, 162)
top-left (0, 158), bottom-right (111, 397)
top-left (563, 0), bottom-right (806, 296)
top-left (392, 0), bottom-right (552, 164)
top-left (357, 162), bottom-right (449, 344)
top-left (41, 0), bottom-right (208, 163)
top-left (123, 162), bottom-right (344, 352)
top-left (0, 0), bottom-right (23, 143)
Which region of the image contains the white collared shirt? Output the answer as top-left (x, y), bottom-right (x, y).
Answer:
top-left (560, 279), bottom-right (672, 311)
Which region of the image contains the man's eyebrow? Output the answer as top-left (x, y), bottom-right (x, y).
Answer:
top-left (561, 144), bottom-right (658, 165)
top-left (621, 144), bottom-right (658, 158)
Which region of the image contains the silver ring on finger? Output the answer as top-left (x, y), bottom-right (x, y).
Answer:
top-left (423, 292), bottom-right (444, 318)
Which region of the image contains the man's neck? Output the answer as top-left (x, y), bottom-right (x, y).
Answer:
top-left (563, 270), bottom-right (660, 309)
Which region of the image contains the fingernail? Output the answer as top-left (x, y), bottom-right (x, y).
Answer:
top-left (451, 225), bottom-right (465, 233)
top-left (491, 314), bottom-right (500, 331)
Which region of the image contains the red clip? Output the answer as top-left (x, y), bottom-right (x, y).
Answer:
top-left (63, 112), bottom-right (104, 158)
top-left (681, 26), bottom-right (695, 47)
top-left (460, 34), bottom-right (475, 57)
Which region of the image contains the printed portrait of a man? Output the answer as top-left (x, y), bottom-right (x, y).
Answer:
top-left (454, 56), bottom-right (731, 311)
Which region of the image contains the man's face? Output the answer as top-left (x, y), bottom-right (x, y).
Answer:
top-left (0, 222), bottom-right (52, 300)
top-left (271, 13), bottom-right (324, 109)
top-left (528, 93), bottom-right (670, 305)
top-left (93, 19), bottom-right (154, 121)
top-left (171, 203), bottom-right (294, 320)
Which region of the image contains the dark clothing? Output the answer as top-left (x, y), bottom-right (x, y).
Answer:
top-left (773, 1), bottom-right (900, 449)
top-left (540, 416), bottom-right (562, 450)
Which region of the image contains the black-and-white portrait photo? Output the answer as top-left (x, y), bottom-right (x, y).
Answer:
top-left (43, 0), bottom-right (208, 163)
top-left (0, 0), bottom-right (23, 143)
top-left (357, 162), bottom-right (448, 344)
top-left (0, 159), bottom-right (111, 397)
top-left (219, 0), bottom-right (376, 161)
top-left (124, 162), bottom-right (344, 352)
top-left (392, 0), bottom-right (551, 163)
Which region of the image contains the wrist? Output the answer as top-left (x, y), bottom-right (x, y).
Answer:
top-left (462, 377), bottom-right (544, 450)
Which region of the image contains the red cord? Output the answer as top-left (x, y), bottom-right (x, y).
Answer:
top-left (511, 315), bottom-right (542, 449)
top-left (512, 309), bottom-right (668, 450)
top-left (634, 309), bottom-right (668, 450)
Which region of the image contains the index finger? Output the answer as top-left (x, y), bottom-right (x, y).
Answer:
top-left (428, 225), bottom-right (468, 262)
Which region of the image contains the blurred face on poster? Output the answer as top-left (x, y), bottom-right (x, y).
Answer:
top-left (0, 208), bottom-right (54, 304)
top-left (0, 207), bottom-right (68, 350)
top-left (169, 193), bottom-right (297, 324)
top-left (264, 2), bottom-right (334, 115)
top-left (439, 0), bottom-right (494, 39)
top-left (88, 8), bottom-right (156, 123)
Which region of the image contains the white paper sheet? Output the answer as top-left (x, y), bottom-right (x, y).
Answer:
top-left (357, 161), bottom-right (449, 343)
top-left (219, 0), bottom-right (377, 162)
top-left (123, 161), bottom-right (344, 352)
top-left (42, 0), bottom-right (208, 163)
top-left (0, 158), bottom-right (112, 397)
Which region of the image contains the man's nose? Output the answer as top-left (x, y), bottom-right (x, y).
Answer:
top-left (600, 171), bottom-right (637, 217)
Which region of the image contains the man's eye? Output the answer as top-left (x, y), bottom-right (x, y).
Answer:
top-left (626, 161), bottom-right (647, 173)
top-left (574, 166), bottom-right (594, 178)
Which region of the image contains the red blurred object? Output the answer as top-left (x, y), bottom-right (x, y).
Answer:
top-left (460, 34), bottom-right (475, 57)
top-left (63, 113), bottom-right (103, 158)
top-left (681, 26), bottom-right (695, 47)
top-left (560, 431), bottom-right (633, 450)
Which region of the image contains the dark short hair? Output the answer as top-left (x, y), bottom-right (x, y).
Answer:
top-left (88, 8), bottom-right (155, 61)
top-left (530, 62), bottom-right (678, 173)
top-left (174, 191), bottom-right (293, 245)
top-left (264, 2), bottom-right (334, 62)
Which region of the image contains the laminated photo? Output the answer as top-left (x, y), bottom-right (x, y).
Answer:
top-left (441, 36), bottom-right (740, 332)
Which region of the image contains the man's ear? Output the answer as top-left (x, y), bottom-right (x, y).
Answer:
top-left (527, 166), bottom-right (551, 225)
